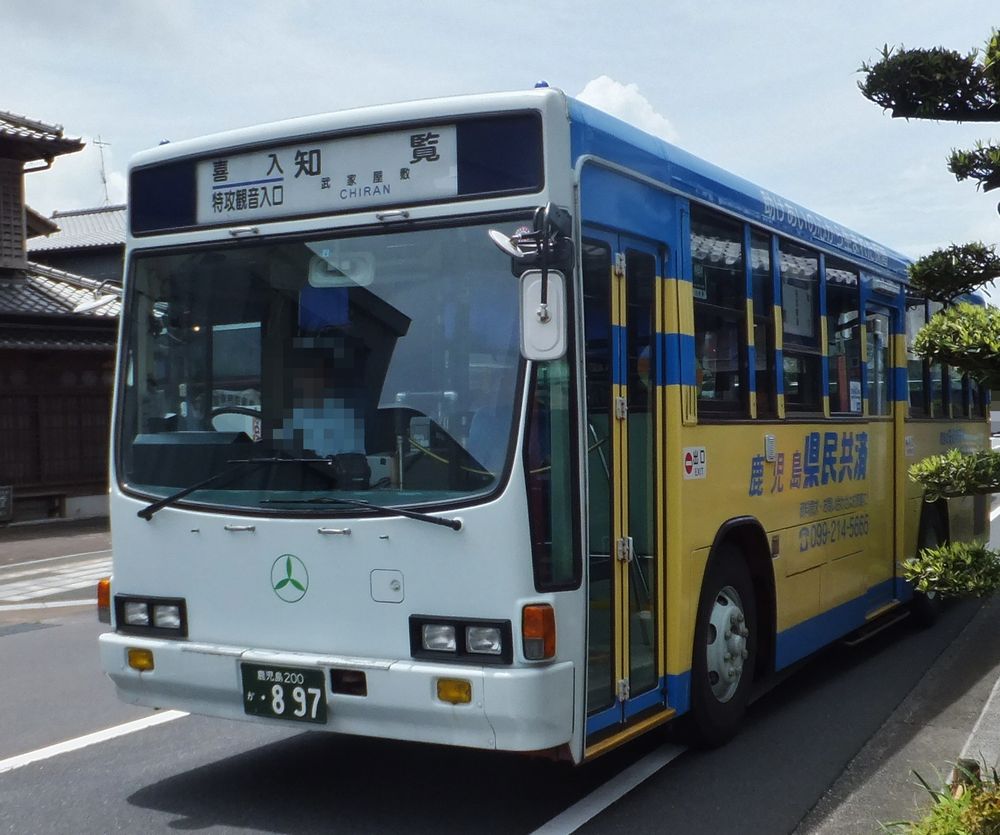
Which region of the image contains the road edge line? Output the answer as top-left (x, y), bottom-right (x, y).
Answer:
top-left (530, 743), bottom-right (685, 835)
top-left (0, 711), bottom-right (188, 775)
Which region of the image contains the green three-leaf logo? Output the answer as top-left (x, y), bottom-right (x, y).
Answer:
top-left (271, 554), bottom-right (309, 603)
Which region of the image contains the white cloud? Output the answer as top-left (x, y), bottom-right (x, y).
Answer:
top-left (24, 139), bottom-right (127, 216)
top-left (576, 76), bottom-right (679, 143)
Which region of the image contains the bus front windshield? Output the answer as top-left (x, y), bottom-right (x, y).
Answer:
top-left (118, 222), bottom-right (522, 513)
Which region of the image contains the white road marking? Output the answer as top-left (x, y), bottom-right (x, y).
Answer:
top-left (530, 743), bottom-right (686, 834)
top-left (0, 556), bottom-right (112, 582)
top-left (0, 711), bottom-right (188, 775)
top-left (2, 549), bottom-right (112, 571)
top-left (0, 599), bottom-right (96, 612)
top-left (990, 503), bottom-right (1000, 523)
top-left (0, 557), bottom-right (112, 602)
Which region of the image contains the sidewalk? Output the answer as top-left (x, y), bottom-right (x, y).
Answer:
top-left (796, 596), bottom-right (1000, 833)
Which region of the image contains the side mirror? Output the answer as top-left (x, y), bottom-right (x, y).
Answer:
top-left (520, 269), bottom-right (566, 361)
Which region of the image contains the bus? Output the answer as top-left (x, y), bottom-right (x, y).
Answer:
top-left (98, 86), bottom-right (989, 764)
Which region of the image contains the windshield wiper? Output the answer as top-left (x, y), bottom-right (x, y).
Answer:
top-left (260, 496), bottom-right (463, 531)
top-left (137, 457), bottom-right (334, 521)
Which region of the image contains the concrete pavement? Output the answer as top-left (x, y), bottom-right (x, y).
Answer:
top-left (796, 595), bottom-right (1000, 833)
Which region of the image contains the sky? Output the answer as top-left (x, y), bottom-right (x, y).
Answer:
top-left (7, 1), bottom-right (999, 276)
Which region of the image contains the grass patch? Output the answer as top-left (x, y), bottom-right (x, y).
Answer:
top-left (884, 761), bottom-right (1000, 834)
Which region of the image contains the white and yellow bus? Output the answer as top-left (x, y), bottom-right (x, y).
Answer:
top-left (98, 86), bottom-right (988, 763)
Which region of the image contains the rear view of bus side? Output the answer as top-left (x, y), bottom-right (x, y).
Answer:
top-left (98, 87), bottom-right (988, 765)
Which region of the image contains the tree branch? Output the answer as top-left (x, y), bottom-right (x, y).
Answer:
top-left (859, 43), bottom-right (1000, 122)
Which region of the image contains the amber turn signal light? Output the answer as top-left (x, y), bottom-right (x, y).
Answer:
top-left (97, 577), bottom-right (111, 624)
top-left (522, 604), bottom-right (556, 660)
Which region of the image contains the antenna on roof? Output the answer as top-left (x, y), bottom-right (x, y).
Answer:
top-left (94, 135), bottom-right (111, 205)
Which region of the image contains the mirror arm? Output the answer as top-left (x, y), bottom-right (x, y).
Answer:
top-left (538, 210), bottom-right (551, 323)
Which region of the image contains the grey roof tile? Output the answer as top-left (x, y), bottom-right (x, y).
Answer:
top-left (0, 111), bottom-right (84, 157)
top-left (0, 262), bottom-right (121, 317)
top-left (28, 205), bottom-right (126, 252)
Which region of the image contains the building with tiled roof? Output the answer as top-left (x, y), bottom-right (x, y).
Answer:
top-left (0, 110), bottom-right (118, 523)
top-left (0, 111), bottom-right (84, 161)
top-left (28, 204), bottom-right (126, 283)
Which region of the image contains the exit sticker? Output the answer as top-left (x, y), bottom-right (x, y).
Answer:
top-left (683, 447), bottom-right (707, 480)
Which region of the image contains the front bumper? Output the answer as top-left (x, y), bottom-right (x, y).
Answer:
top-left (98, 632), bottom-right (575, 753)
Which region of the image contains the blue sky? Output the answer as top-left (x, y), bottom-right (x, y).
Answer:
top-left (8, 0), bottom-right (999, 268)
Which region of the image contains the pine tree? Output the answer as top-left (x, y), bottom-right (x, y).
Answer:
top-left (861, 30), bottom-right (1000, 595)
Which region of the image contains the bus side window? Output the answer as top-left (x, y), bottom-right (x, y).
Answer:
top-left (826, 260), bottom-right (861, 415)
top-left (779, 240), bottom-right (822, 413)
top-left (691, 207), bottom-right (747, 416)
top-left (750, 231), bottom-right (776, 419)
top-left (866, 309), bottom-right (892, 417)
top-left (928, 301), bottom-right (945, 417)
top-left (905, 299), bottom-right (928, 418)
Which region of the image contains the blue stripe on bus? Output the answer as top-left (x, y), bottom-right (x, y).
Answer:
top-left (587, 676), bottom-right (676, 734)
top-left (568, 98), bottom-right (912, 281)
top-left (666, 670), bottom-right (691, 715)
top-left (590, 578), bottom-right (897, 734)
top-left (775, 578), bottom-right (896, 669)
top-left (658, 333), bottom-right (696, 386)
top-left (586, 703), bottom-right (621, 735)
top-left (623, 679), bottom-right (667, 719)
top-left (611, 324), bottom-right (626, 386)
top-left (893, 367), bottom-right (907, 402)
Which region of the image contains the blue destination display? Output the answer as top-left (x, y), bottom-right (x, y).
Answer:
top-left (131, 113), bottom-right (543, 235)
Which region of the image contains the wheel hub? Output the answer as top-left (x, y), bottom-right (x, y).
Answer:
top-left (705, 585), bottom-right (749, 703)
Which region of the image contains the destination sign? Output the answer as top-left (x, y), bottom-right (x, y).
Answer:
top-left (131, 114), bottom-right (542, 235)
top-left (195, 125), bottom-right (458, 224)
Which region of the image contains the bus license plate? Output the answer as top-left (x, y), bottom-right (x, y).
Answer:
top-left (240, 663), bottom-right (327, 724)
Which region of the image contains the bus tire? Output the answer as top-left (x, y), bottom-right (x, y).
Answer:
top-left (687, 547), bottom-right (757, 747)
top-left (911, 507), bottom-right (946, 628)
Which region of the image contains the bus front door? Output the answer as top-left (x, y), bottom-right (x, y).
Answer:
top-left (582, 230), bottom-right (668, 749)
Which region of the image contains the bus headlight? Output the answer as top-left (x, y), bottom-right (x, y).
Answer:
top-left (466, 625), bottom-right (502, 655)
top-left (152, 603), bottom-right (182, 630)
top-left (410, 616), bottom-right (512, 664)
top-left (422, 623), bottom-right (457, 652)
top-left (115, 595), bottom-right (188, 637)
top-left (123, 601), bottom-right (150, 627)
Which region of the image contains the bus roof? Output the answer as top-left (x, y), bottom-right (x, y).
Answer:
top-left (566, 96), bottom-right (912, 282)
top-left (127, 87), bottom-right (912, 282)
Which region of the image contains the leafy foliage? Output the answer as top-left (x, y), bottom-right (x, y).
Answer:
top-left (859, 39), bottom-right (1000, 121)
top-left (911, 302), bottom-right (1000, 386)
top-left (862, 32), bottom-right (1000, 602)
top-left (950, 141), bottom-right (1000, 191)
top-left (908, 244), bottom-right (1000, 302)
top-left (884, 762), bottom-right (1000, 833)
top-left (860, 31), bottom-right (1000, 191)
top-left (909, 449), bottom-right (1000, 500)
top-left (903, 542), bottom-right (1000, 598)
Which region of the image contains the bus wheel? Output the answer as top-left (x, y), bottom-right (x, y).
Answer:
top-left (688, 550), bottom-right (757, 747)
top-left (911, 508), bottom-right (945, 628)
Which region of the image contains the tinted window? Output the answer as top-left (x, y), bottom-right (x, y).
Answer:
top-left (692, 208), bottom-right (746, 415)
top-left (780, 240), bottom-right (821, 412)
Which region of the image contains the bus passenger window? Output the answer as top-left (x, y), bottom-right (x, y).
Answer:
top-left (826, 260), bottom-right (861, 414)
top-left (692, 208), bottom-right (746, 415)
top-left (928, 302), bottom-right (945, 417)
top-left (779, 241), bottom-right (821, 412)
top-left (751, 231), bottom-right (776, 418)
top-left (905, 300), bottom-right (928, 418)
top-left (866, 309), bottom-right (892, 416)
top-left (948, 366), bottom-right (967, 418)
